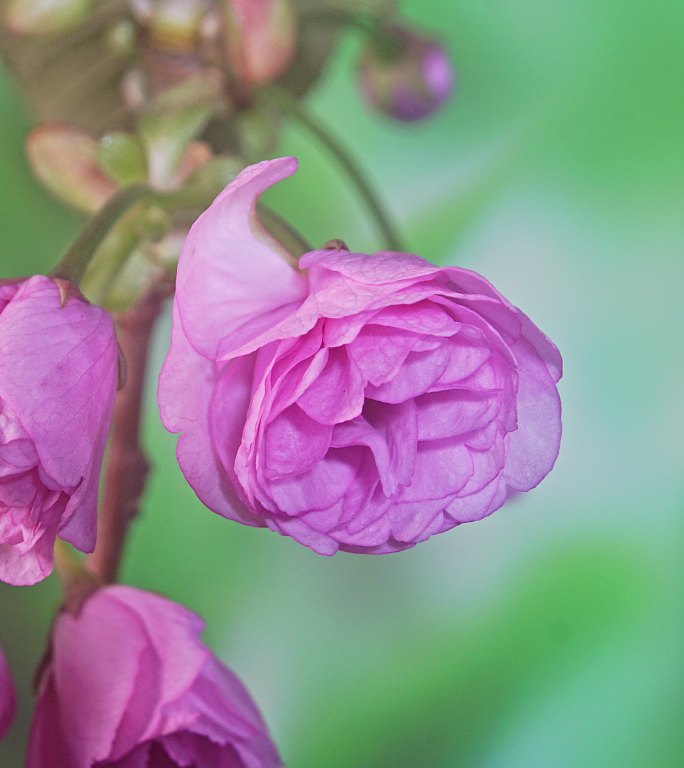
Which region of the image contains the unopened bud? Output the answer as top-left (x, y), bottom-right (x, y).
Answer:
top-left (26, 124), bottom-right (118, 213)
top-left (130, 0), bottom-right (209, 53)
top-left (3, 0), bottom-right (93, 35)
top-left (358, 25), bottom-right (454, 122)
top-left (223, 0), bottom-right (297, 88)
top-left (99, 133), bottom-right (148, 186)
top-left (105, 20), bottom-right (137, 58)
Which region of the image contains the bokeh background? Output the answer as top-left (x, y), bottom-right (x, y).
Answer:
top-left (1, 0), bottom-right (683, 765)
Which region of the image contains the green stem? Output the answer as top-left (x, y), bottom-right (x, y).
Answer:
top-left (302, 10), bottom-right (400, 59)
top-left (260, 85), bottom-right (404, 252)
top-left (258, 203), bottom-right (313, 260)
top-left (52, 184), bottom-right (158, 285)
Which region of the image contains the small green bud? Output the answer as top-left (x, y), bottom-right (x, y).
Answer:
top-left (99, 133), bottom-right (149, 186)
top-left (105, 20), bottom-right (137, 58)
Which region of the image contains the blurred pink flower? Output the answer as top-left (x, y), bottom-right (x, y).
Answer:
top-left (159, 158), bottom-right (562, 555)
top-left (0, 276), bottom-right (117, 585)
top-left (0, 645), bottom-right (16, 740)
top-left (28, 585), bottom-right (282, 767)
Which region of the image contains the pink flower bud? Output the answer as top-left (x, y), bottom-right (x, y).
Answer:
top-left (359, 24), bottom-right (454, 122)
top-left (0, 277), bottom-right (117, 585)
top-left (0, 646), bottom-right (15, 741)
top-left (158, 159), bottom-right (562, 556)
top-left (223, 0), bottom-right (297, 88)
top-left (26, 125), bottom-right (118, 214)
top-left (28, 585), bottom-right (282, 767)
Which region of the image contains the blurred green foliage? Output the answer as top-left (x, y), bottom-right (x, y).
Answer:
top-left (1, 0), bottom-right (683, 766)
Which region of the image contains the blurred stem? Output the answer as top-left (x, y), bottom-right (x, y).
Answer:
top-left (53, 184), bottom-right (158, 286)
top-left (86, 285), bottom-right (168, 583)
top-left (302, 10), bottom-right (401, 59)
top-left (258, 203), bottom-right (312, 259)
top-left (260, 85), bottom-right (404, 252)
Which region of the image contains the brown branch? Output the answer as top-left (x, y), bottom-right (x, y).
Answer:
top-left (87, 285), bottom-right (169, 583)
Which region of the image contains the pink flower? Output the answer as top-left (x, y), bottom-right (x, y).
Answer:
top-left (159, 158), bottom-right (562, 555)
top-left (28, 585), bottom-right (282, 767)
top-left (0, 645), bottom-right (16, 740)
top-left (0, 276), bottom-right (117, 585)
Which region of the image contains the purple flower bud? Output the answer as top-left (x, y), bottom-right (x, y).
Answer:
top-left (358, 24), bottom-right (454, 122)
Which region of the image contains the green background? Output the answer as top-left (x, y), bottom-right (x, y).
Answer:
top-left (1, 0), bottom-right (683, 765)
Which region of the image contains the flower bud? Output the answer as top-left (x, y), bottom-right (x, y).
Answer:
top-left (0, 646), bottom-right (15, 740)
top-left (0, 276), bottom-right (118, 586)
top-left (28, 585), bottom-right (282, 766)
top-left (223, 0), bottom-right (297, 88)
top-left (358, 24), bottom-right (454, 122)
top-left (26, 124), bottom-right (118, 213)
top-left (130, 0), bottom-right (210, 54)
top-left (3, 0), bottom-right (93, 36)
top-left (98, 132), bottom-right (148, 186)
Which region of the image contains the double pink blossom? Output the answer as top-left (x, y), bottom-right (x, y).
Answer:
top-left (28, 585), bottom-right (281, 767)
top-left (0, 276), bottom-right (117, 585)
top-left (159, 158), bottom-right (562, 555)
top-left (0, 645), bottom-right (15, 741)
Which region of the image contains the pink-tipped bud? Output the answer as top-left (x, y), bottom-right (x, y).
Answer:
top-left (26, 124), bottom-right (118, 213)
top-left (223, 0), bottom-right (297, 88)
top-left (358, 24), bottom-right (454, 122)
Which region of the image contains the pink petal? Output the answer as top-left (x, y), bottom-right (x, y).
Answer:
top-left (415, 389), bottom-right (501, 441)
top-left (447, 473), bottom-right (508, 523)
top-left (297, 348), bottom-right (365, 424)
top-left (160, 305), bottom-right (257, 525)
top-left (502, 334), bottom-right (562, 491)
top-left (331, 399), bottom-right (417, 496)
top-left (263, 405), bottom-right (332, 480)
top-left (366, 345), bottom-right (450, 403)
top-left (399, 438), bottom-right (474, 503)
top-left (301, 249), bottom-right (439, 284)
top-left (268, 447), bottom-right (362, 516)
top-left (347, 326), bottom-right (423, 387)
top-left (174, 158), bottom-right (307, 360)
top-left (27, 677), bottom-right (71, 768)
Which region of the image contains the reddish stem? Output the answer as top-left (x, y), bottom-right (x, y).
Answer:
top-left (87, 286), bottom-right (168, 583)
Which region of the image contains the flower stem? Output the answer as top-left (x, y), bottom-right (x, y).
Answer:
top-left (53, 540), bottom-right (101, 614)
top-left (260, 85), bottom-right (404, 252)
top-left (258, 203), bottom-right (313, 261)
top-left (302, 10), bottom-right (400, 59)
top-left (86, 284), bottom-right (168, 583)
top-left (52, 183), bottom-right (157, 286)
